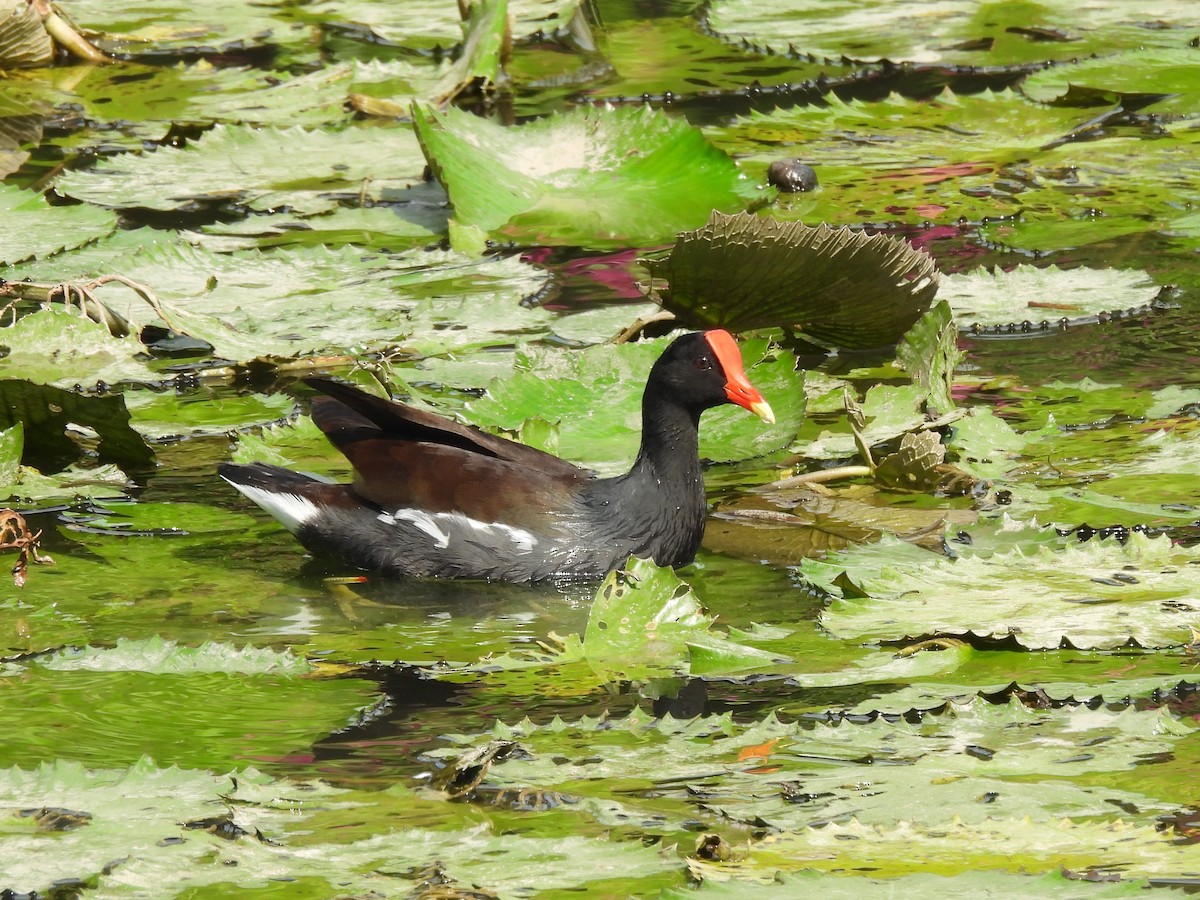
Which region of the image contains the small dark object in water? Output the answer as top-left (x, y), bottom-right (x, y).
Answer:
top-left (768, 159), bottom-right (819, 193)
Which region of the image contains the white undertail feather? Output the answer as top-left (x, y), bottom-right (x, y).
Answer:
top-left (222, 478), bottom-right (319, 534)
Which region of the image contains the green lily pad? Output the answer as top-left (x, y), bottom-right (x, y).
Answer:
top-left (57, 123), bottom-right (427, 217)
top-left (712, 87), bottom-right (1200, 230)
top-left (64, 0), bottom-right (315, 55)
top-left (413, 103), bottom-right (765, 249)
top-left (794, 383), bottom-right (928, 462)
top-left (467, 335), bottom-right (805, 474)
top-left (29, 636), bottom-right (309, 675)
top-left (195, 190), bottom-right (451, 253)
top-left (895, 301), bottom-right (961, 414)
top-left (312, 0), bottom-right (582, 47)
top-left (582, 557), bottom-right (783, 680)
top-left (1022, 48), bottom-right (1200, 116)
top-left (705, 0), bottom-right (1197, 66)
top-left (0, 184), bottom-right (117, 267)
top-left (9, 240), bottom-right (550, 365)
top-left (805, 530), bottom-right (1200, 649)
top-left (714, 815), bottom-right (1200, 883)
top-left (940, 264), bottom-right (1162, 328)
top-left (431, 695), bottom-right (1191, 839)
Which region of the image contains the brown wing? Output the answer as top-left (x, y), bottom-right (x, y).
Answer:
top-left (305, 377), bottom-right (591, 530)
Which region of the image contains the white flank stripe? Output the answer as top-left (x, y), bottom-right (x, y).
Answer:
top-left (225, 482), bottom-right (319, 534)
top-left (379, 508), bottom-right (538, 553)
top-left (383, 509), bottom-right (452, 549)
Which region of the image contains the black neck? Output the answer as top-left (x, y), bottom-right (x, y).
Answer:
top-left (631, 387), bottom-right (703, 483)
top-left (594, 386), bottom-right (707, 567)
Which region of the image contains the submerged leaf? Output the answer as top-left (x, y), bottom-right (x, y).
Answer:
top-left (647, 212), bottom-right (940, 349)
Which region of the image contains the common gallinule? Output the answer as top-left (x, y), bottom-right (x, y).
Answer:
top-left (219, 330), bottom-right (774, 582)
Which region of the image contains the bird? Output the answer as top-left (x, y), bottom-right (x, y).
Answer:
top-left (218, 329), bottom-right (774, 582)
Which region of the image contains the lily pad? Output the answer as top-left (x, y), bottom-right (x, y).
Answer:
top-left (940, 264), bottom-right (1162, 328)
top-left (413, 103), bottom-right (765, 249)
top-left (0, 184), bottom-right (118, 267)
top-left (9, 240), bottom-right (551, 365)
top-left (583, 557), bottom-right (783, 680)
top-left (467, 335), bottom-right (805, 474)
top-left (1022, 48), bottom-right (1200, 117)
top-left (56, 123), bottom-right (427, 217)
top-left (646, 211), bottom-right (940, 350)
top-left (64, 0), bottom-right (315, 55)
top-left (805, 530), bottom-right (1200, 650)
top-left (311, 0), bottom-right (582, 47)
top-left (705, 0), bottom-right (1197, 66)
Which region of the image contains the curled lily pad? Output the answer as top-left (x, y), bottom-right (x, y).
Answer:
top-left (0, 0), bottom-right (52, 68)
top-left (645, 211), bottom-right (939, 349)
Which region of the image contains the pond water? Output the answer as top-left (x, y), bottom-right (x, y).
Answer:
top-left (4, 0), bottom-right (1200, 895)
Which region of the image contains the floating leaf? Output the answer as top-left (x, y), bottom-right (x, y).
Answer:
top-left (806, 531), bottom-right (1200, 650)
top-left (433, 697), bottom-right (1191, 841)
top-left (0, 184), bottom-right (118, 267)
top-left (313, 0), bottom-right (582, 47)
top-left (63, 0), bottom-right (316, 55)
top-left (1022, 48), bottom-right (1200, 116)
top-left (57, 124), bottom-right (427, 216)
top-left (9, 240), bottom-right (551, 365)
top-left (794, 383), bottom-right (927, 462)
top-left (944, 406), bottom-right (1029, 480)
top-left (647, 212), bottom-right (939, 349)
top-left (32, 636), bottom-right (310, 675)
top-left (0, 307), bottom-right (160, 388)
top-left (940, 264), bottom-right (1162, 328)
top-left (413, 104), bottom-right (764, 249)
top-left (705, 0), bottom-right (1195, 66)
top-left (584, 557), bottom-right (784, 679)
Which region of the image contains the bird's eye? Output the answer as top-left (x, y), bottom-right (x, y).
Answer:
top-left (695, 355), bottom-right (713, 371)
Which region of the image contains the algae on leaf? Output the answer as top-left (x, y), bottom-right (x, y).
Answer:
top-left (413, 104), bottom-right (764, 249)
